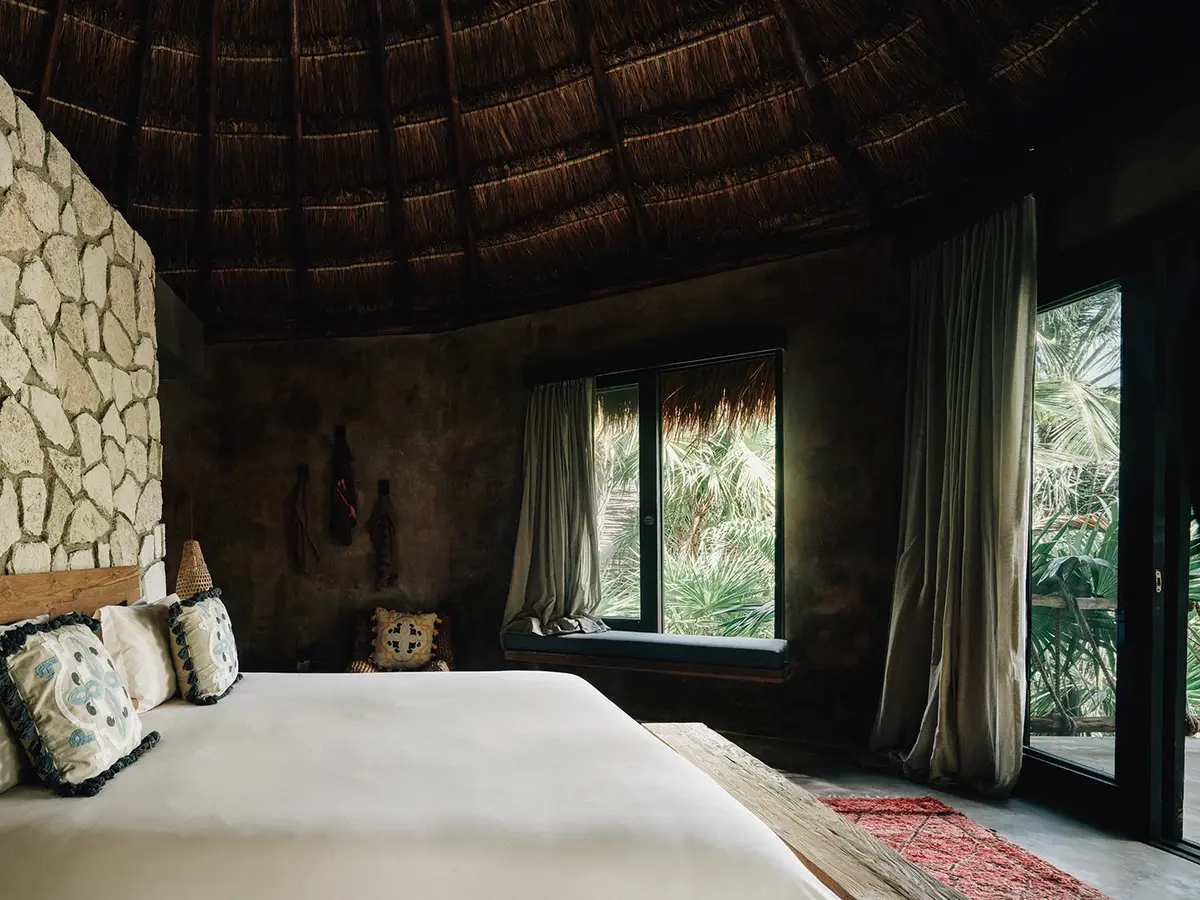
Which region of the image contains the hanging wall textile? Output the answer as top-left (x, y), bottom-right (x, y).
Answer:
top-left (287, 464), bottom-right (320, 574)
top-left (330, 425), bottom-right (358, 546)
top-left (368, 481), bottom-right (398, 591)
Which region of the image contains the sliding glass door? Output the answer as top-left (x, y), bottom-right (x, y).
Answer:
top-left (1027, 284), bottom-right (1123, 776)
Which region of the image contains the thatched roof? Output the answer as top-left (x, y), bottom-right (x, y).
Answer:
top-left (598, 355), bottom-right (777, 434)
top-left (0, 0), bottom-right (1140, 339)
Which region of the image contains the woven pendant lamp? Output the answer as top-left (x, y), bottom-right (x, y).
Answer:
top-left (175, 539), bottom-right (213, 600)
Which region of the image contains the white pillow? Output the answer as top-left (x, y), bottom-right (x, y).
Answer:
top-left (99, 604), bottom-right (178, 712)
top-left (133, 593), bottom-right (179, 609)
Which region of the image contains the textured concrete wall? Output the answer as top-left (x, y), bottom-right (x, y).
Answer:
top-left (0, 77), bottom-right (165, 594)
top-left (162, 241), bottom-right (905, 744)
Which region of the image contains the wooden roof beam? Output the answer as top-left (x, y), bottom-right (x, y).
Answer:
top-left (570, 0), bottom-right (647, 255)
top-left (287, 0), bottom-right (310, 316)
top-left (905, 0), bottom-right (1012, 131)
top-left (366, 0), bottom-right (412, 323)
top-left (35, 0), bottom-right (67, 117)
top-left (769, 0), bottom-right (885, 223)
top-left (437, 0), bottom-right (480, 311)
top-left (115, 0), bottom-right (157, 217)
top-left (197, 0), bottom-right (220, 316)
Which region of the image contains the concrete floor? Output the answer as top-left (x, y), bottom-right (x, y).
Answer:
top-left (777, 754), bottom-right (1199, 900)
top-left (1030, 736), bottom-right (1200, 840)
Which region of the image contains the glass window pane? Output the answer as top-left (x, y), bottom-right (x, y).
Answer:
top-left (1027, 286), bottom-right (1121, 776)
top-left (660, 357), bottom-right (777, 638)
top-left (594, 385), bottom-right (641, 619)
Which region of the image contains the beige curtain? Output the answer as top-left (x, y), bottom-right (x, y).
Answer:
top-left (870, 197), bottom-right (1037, 796)
top-left (502, 379), bottom-right (609, 636)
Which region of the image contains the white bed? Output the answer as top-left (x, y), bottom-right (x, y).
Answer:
top-left (0, 670), bottom-right (834, 900)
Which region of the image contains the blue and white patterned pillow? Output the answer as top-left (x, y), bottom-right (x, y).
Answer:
top-left (0, 613), bottom-right (160, 797)
top-left (167, 588), bottom-right (241, 704)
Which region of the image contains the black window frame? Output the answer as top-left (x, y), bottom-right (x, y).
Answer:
top-left (593, 349), bottom-right (785, 640)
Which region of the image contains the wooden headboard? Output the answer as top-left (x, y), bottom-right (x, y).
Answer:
top-left (0, 567), bottom-right (141, 625)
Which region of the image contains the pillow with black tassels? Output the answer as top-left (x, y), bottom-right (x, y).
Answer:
top-left (0, 613), bottom-right (159, 797)
top-left (168, 588), bottom-right (241, 704)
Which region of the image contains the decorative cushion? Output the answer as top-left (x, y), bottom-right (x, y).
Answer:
top-left (0, 613), bottom-right (159, 797)
top-left (345, 657), bottom-right (450, 674)
top-left (0, 715), bottom-right (30, 794)
top-left (372, 609), bottom-right (440, 670)
top-left (0, 615), bottom-right (47, 793)
top-left (100, 603), bottom-right (178, 713)
top-left (167, 588), bottom-right (242, 705)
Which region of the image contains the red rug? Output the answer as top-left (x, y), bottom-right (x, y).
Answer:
top-left (820, 796), bottom-right (1109, 900)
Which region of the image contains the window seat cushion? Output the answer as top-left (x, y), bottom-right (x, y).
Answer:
top-left (501, 630), bottom-right (789, 670)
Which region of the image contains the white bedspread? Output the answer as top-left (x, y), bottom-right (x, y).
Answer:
top-left (0, 671), bottom-right (833, 900)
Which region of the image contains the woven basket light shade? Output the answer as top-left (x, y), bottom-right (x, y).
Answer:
top-left (176, 539), bottom-right (213, 600)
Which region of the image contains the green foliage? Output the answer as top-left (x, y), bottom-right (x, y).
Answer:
top-left (593, 401), bottom-right (777, 639)
top-left (1029, 286), bottom-right (1200, 732)
top-left (1032, 290), bottom-right (1121, 521)
top-left (1028, 505), bottom-right (1119, 723)
top-left (1028, 289), bottom-right (1123, 732)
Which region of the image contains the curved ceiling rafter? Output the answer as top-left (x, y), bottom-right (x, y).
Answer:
top-left (35, 0), bottom-right (65, 117)
top-left (115, 0), bottom-right (157, 217)
top-left (197, 0), bottom-right (220, 315)
top-left (287, 0), bottom-right (310, 316)
top-left (365, 0), bottom-right (412, 322)
top-left (768, 0), bottom-right (884, 224)
top-left (438, 0), bottom-right (480, 315)
top-left (570, 0), bottom-right (648, 255)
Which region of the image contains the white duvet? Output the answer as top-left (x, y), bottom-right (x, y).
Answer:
top-left (0, 671), bottom-right (833, 900)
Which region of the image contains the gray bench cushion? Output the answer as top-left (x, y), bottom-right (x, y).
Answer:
top-left (501, 630), bottom-right (789, 669)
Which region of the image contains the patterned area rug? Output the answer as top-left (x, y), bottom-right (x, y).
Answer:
top-left (820, 797), bottom-right (1110, 900)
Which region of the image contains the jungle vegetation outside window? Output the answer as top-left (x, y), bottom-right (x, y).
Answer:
top-left (1027, 284), bottom-right (1121, 776)
top-left (593, 353), bottom-right (782, 639)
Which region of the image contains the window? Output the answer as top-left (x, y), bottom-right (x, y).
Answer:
top-left (593, 353), bottom-right (782, 639)
top-left (1026, 283), bottom-right (1121, 775)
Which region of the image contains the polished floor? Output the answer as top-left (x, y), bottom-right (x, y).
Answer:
top-left (1030, 735), bottom-right (1200, 840)
top-left (762, 749), bottom-right (1199, 900)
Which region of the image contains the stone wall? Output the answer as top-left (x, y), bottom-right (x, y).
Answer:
top-left (162, 242), bottom-right (906, 745)
top-left (0, 77), bottom-right (164, 594)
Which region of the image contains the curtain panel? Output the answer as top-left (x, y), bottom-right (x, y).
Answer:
top-left (502, 379), bottom-right (609, 636)
top-left (870, 196), bottom-right (1037, 796)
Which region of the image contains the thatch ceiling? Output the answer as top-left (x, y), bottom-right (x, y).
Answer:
top-left (0, 0), bottom-right (1131, 339)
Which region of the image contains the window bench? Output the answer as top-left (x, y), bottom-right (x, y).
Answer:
top-left (501, 631), bottom-right (793, 682)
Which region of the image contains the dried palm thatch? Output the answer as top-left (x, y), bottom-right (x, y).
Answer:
top-left (596, 355), bottom-right (777, 434)
top-left (0, 0), bottom-right (1127, 339)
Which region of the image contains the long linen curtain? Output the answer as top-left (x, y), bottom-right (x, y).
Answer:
top-left (870, 197), bottom-right (1037, 796)
top-left (502, 379), bottom-right (609, 636)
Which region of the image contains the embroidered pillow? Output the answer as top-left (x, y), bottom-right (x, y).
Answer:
top-left (100, 603), bottom-right (178, 712)
top-left (372, 609), bottom-right (439, 670)
top-left (0, 616), bottom-right (44, 793)
top-left (167, 588), bottom-right (241, 704)
top-left (0, 614), bottom-right (159, 797)
top-left (0, 715), bottom-right (31, 794)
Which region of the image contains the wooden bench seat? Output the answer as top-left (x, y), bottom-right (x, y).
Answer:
top-left (646, 723), bottom-right (966, 900)
top-left (503, 631), bottom-right (793, 682)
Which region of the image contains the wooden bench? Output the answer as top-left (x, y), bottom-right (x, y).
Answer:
top-left (646, 723), bottom-right (966, 900)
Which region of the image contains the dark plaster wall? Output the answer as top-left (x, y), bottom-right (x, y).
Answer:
top-left (161, 240), bottom-right (907, 746)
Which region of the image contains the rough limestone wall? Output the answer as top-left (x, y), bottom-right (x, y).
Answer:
top-left (0, 77), bottom-right (165, 597)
